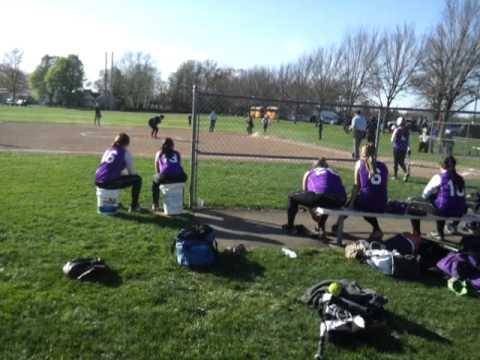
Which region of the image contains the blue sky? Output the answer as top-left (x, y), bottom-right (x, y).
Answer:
top-left (2, 0), bottom-right (444, 88)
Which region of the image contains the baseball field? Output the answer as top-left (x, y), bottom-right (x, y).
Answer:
top-left (1, 105), bottom-right (480, 359)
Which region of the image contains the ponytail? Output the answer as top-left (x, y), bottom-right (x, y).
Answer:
top-left (442, 156), bottom-right (464, 192)
top-left (160, 137), bottom-right (175, 159)
top-left (361, 143), bottom-right (377, 177)
top-left (112, 133), bottom-right (130, 148)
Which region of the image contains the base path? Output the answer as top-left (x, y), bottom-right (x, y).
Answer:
top-left (1, 122), bottom-right (479, 179)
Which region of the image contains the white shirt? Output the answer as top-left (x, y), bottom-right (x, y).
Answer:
top-left (124, 150), bottom-right (136, 175)
top-left (350, 114), bottom-right (367, 131)
top-left (422, 170), bottom-right (445, 199)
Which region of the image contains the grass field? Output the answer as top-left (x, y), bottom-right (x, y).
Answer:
top-left (1, 152), bottom-right (480, 359)
top-left (1, 105), bottom-right (479, 168)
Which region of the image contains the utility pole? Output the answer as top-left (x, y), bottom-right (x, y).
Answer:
top-left (110, 52), bottom-right (114, 110)
top-left (104, 52), bottom-right (108, 108)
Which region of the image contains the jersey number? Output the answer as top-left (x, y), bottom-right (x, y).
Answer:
top-left (102, 150), bottom-right (117, 164)
top-left (371, 173), bottom-right (382, 185)
top-left (447, 180), bottom-right (464, 197)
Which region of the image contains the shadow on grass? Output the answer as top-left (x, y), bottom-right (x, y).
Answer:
top-left (193, 209), bottom-right (290, 246)
top-left (211, 251), bottom-right (265, 282)
top-left (114, 211), bottom-right (193, 229)
top-left (329, 310), bottom-right (451, 354)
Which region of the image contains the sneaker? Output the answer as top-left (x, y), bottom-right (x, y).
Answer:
top-left (445, 224), bottom-right (458, 235)
top-left (331, 224), bottom-right (339, 233)
top-left (391, 176), bottom-right (398, 180)
top-left (430, 231), bottom-right (445, 241)
top-left (403, 174), bottom-right (410, 183)
top-left (129, 205), bottom-right (148, 213)
top-left (151, 204), bottom-right (161, 212)
top-left (367, 230), bottom-right (384, 242)
top-left (282, 224), bottom-right (299, 235)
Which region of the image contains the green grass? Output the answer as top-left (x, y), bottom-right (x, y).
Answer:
top-left (1, 105), bottom-right (479, 168)
top-left (1, 152), bottom-right (480, 359)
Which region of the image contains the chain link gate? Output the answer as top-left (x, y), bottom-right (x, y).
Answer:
top-left (188, 86), bottom-right (480, 209)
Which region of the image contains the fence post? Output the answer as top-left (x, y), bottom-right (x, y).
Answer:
top-left (189, 85), bottom-right (198, 209)
top-left (374, 108), bottom-right (383, 157)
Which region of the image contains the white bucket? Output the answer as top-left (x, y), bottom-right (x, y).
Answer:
top-left (159, 183), bottom-right (184, 215)
top-left (96, 187), bottom-right (120, 215)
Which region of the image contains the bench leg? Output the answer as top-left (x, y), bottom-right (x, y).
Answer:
top-left (336, 216), bottom-right (345, 246)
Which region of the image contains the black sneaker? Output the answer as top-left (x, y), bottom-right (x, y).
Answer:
top-left (282, 224), bottom-right (298, 235)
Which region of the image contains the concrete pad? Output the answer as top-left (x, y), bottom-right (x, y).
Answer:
top-left (194, 208), bottom-right (459, 249)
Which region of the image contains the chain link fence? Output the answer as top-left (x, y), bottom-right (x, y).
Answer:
top-left (189, 88), bottom-right (480, 208)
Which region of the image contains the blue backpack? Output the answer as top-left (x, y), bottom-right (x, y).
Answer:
top-left (174, 225), bottom-right (217, 268)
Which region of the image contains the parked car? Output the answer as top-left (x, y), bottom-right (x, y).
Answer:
top-left (5, 98), bottom-right (15, 105)
top-left (320, 110), bottom-right (341, 125)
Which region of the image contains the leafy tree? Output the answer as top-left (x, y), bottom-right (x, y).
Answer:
top-left (29, 55), bottom-right (57, 104)
top-left (45, 55), bottom-right (84, 106)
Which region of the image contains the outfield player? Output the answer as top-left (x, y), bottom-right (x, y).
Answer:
top-left (148, 115), bottom-right (164, 138)
top-left (333, 143), bottom-right (389, 241)
top-left (262, 113), bottom-right (270, 134)
top-left (391, 117), bottom-right (410, 182)
top-left (246, 114), bottom-right (254, 135)
top-left (94, 103), bottom-right (102, 126)
top-left (283, 158), bottom-right (347, 239)
top-left (151, 138), bottom-right (188, 211)
top-left (95, 133), bottom-right (144, 212)
top-left (411, 156), bottom-right (467, 241)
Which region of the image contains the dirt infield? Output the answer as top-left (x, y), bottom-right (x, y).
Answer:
top-left (1, 121), bottom-right (479, 179)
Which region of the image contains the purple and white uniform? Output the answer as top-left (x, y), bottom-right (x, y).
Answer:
top-left (392, 127), bottom-right (410, 152)
top-left (155, 150), bottom-right (184, 177)
top-left (305, 167), bottom-right (347, 202)
top-left (423, 171), bottom-right (466, 217)
top-left (95, 146), bottom-right (126, 184)
top-left (355, 160), bottom-right (388, 212)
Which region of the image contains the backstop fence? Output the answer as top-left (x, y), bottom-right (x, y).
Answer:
top-left (189, 87), bottom-right (480, 209)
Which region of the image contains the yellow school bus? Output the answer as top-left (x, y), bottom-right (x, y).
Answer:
top-left (249, 106), bottom-right (279, 120)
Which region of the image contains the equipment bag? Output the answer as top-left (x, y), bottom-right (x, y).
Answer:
top-left (384, 233), bottom-right (421, 256)
top-left (174, 225), bottom-right (218, 268)
top-left (63, 257), bottom-right (114, 282)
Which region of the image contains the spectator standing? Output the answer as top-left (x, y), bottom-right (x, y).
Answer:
top-left (418, 128), bottom-right (430, 153)
top-left (209, 111), bottom-right (217, 132)
top-left (262, 114), bottom-right (270, 134)
top-left (350, 110), bottom-right (367, 160)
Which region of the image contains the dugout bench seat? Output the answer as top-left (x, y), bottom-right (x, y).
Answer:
top-left (313, 207), bottom-right (480, 245)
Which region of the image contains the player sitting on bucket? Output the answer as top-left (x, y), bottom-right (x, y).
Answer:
top-left (148, 115), bottom-right (164, 138)
top-left (95, 133), bottom-right (145, 212)
top-left (282, 158), bottom-right (347, 239)
top-left (333, 143), bottom-right (389, 241)
top-left (410, 156), bottom-right (467, 241)
top-left (152, 138), bottom-right (188, 211)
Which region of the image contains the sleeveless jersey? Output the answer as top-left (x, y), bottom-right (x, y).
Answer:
top-left (435, 172), bottom-right (467, 217)
top-left (306, 167), bottom-right (347, 201)
top-left (95, 146), bottom-right (126, 183)
top-left (157, 151), bottom-right (183, 176)
top-left (356, 160), bottom-right (388, 212)
top-left (393, 127), bottom-right (410, 151)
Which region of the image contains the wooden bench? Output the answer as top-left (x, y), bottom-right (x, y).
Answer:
top-left (313, 207), bottom-right (480, 245)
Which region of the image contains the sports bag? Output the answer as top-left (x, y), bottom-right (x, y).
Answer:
top-left (174, 225), bottom-right (217, 268)
top-left (365, 248), bottom-right (420, 278)
top-left (63, 257), bottom-right (114, 282)
top-left (384, 233), bottom-right (421, 256)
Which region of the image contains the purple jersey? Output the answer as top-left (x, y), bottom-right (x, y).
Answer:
top-left (95, 146), bottom-right (126, 183)
top-left (393, 127), bottom-right (410, 151)
top-left (157, 151), bottom-right (183, 176)
top-left (356, 160), bottom-right (388, 212)
top-left (435, 172), bottom-right (467, 217)
top-left (306, 167), bottom-right (347, 201)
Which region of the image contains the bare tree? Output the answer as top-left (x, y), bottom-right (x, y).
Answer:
top-left (414, 0), bottom-right (480, 123)
top-left (337, 28), bottom-right (382, 106)
top-left (0, 49), bottom-right (26, 101)
top-left (372, 24), bottom-right (421, 109)
top-left (310, 46), bottom-right (343, 104)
